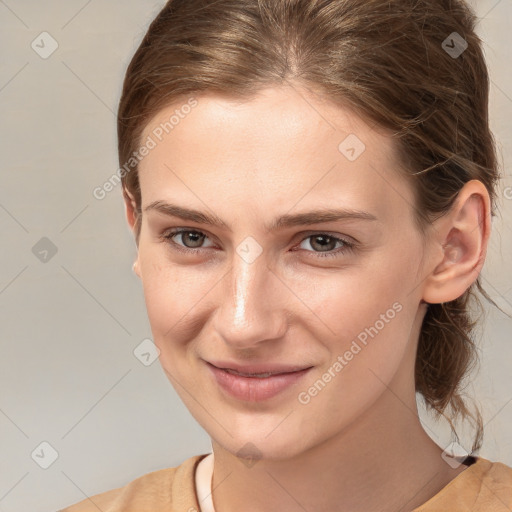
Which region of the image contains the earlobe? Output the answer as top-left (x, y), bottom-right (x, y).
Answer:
top-left (421, 180), bottom-right (491, 305)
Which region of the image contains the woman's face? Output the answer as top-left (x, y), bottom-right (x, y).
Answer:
top-left (132, 84), bottom-right (432, 460)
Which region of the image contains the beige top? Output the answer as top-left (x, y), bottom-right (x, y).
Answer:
top-left (59, 454), bottom-right (512, 512)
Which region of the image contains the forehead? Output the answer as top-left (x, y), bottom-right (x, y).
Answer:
top-left (137, 85), bottom-right (415, 225)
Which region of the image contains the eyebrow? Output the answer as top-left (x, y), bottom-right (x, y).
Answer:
top-left (144, 200), bottom-right (378, 232)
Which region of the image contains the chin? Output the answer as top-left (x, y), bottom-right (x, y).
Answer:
top-left (211, 425), bottom-right (315, 463)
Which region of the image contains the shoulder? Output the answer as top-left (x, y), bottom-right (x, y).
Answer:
top-left (465, 457), bottom-right (512, 496)
top-left (57, 454), bottom-right (207, 512)
top-left (415, 457), bottom-right (512, 511)
top-left (477, 459), bottom-right (512, 502)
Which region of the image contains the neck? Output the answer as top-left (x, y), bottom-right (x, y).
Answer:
top-left (210, 342), bottom-right (465, 512)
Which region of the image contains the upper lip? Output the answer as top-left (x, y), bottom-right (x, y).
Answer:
top-left (206, 360), bottom-right (313, 374)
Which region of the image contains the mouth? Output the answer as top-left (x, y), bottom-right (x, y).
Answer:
top-left (206, 360), bottom-right (314, 377)
top-left (204, 361), bottom-right (314, 402)
top-left (221, 368), bottom-right (291, 378)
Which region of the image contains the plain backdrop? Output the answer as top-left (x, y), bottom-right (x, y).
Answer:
top-left (0, 1), bottom-right (511, 511)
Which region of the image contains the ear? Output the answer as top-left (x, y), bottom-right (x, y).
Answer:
top-left (421, 180), bottom-right (492, 304)
top-left (123, 186), bottom-right (139, 232)
top-left (123, 186), bottom-right (141, 278)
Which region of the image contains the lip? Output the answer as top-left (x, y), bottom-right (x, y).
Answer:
top-left (206, 360), bottom-right (313, 375)
top-left (205, 361), bottom-right (313, 402)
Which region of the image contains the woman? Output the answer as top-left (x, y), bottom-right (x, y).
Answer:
top-left (61, 0), bottom-right (512, 510)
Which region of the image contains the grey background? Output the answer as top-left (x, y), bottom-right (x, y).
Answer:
top-left (0, 1), bottom-right (510, 511)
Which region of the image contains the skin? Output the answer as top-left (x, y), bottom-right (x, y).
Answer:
top-left (125, 83), bottom-right (491, 512)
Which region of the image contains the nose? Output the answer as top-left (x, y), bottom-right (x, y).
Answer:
top-left (212, 250), bottom-right (288, 351)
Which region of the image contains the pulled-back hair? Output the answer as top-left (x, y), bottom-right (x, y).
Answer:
top-left (117, 0), bottom-right (504, 453)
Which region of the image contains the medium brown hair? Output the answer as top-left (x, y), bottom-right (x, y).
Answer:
top-left (117, 0), bottom-right (505, 453)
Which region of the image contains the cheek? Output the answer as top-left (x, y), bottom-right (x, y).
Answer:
top-left (139, 231), bottom-right (419, 356)
top-left (311, 248), bottom-right (419, 372)
top-left (319, 282), bottom-right (410, 379)
top-left (140, 262), bottom-right (177, 327)
top-left (302, 263), bottom-right (404, 335)
top-left (297, 300), bottom-right (415, 431)
top-left (139, 253), bottom-right (217, 354)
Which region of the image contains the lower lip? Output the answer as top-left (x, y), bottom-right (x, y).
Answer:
top-left (206, 363), bottom-right (312, 402)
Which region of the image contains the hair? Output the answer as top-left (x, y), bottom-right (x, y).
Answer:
top-left (117, 0), bottom-right (506, 454)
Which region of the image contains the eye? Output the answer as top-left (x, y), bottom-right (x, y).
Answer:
top-left (160, 228), bottom-right (356, 259)
top-left (161, 228), bottom-right (216, 253)
top-left (295, 233), bottom-right (355, 258)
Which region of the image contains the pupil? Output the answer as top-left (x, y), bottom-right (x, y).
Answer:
top-left (185, 232), bottom-right (203, 247)
top-left (180, 233), bottom-right (337, 251)
top-left (313, 235), bottom-right (334, 251)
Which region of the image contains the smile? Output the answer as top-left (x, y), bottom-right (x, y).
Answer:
top-left (206, 362), bottom-right (313, 402)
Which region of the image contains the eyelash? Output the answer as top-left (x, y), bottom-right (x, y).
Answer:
top-left (160, 228), bottom-right (356, 259)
